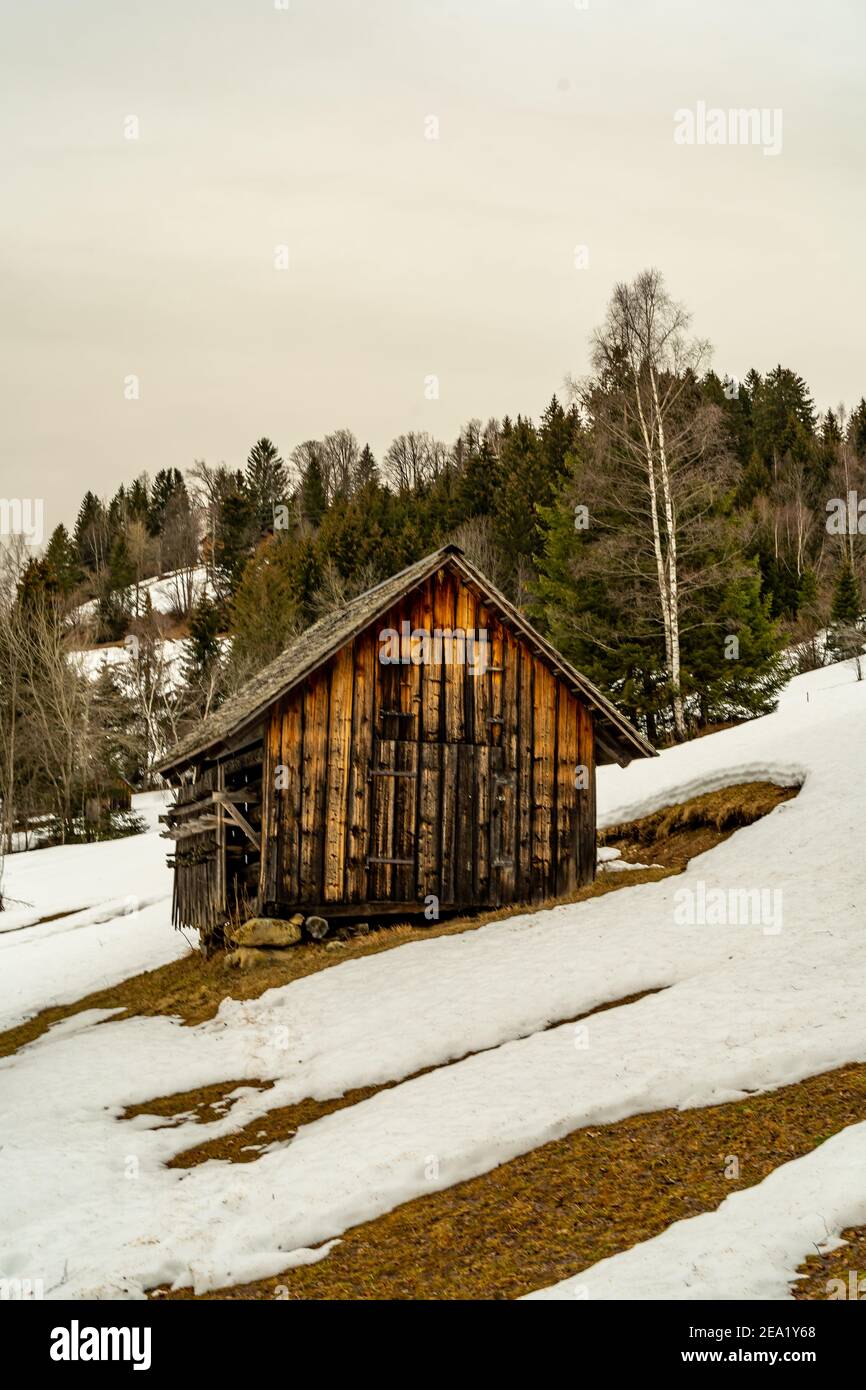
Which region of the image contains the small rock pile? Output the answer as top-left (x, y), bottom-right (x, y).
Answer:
top-left (225, 914), bottom-right (370, 969)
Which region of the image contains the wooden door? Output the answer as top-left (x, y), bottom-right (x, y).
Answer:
top-left (490, 746), bottom-right (517, 906)
top-left (366, 737), bottom-right (418, 903)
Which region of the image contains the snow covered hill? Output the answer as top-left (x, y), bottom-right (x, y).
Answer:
top-left (0, 662), bottom-right (864, 1299)
top-left (0, 792), bottom-right (189, 1032)
top-left (74, 567), bottom-right (212, 623)
top-left (71, 637), bottom-right (190, 690)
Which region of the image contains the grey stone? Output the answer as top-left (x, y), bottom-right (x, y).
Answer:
top-left (227, 916), bottom-right (303, 948)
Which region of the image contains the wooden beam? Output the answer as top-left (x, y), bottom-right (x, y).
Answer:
top-left (214, 792), bottom-right (262, 851)
top-left (160, 815), bottom-right (220, 840)
top-left (215, 763), bottom-right (226, 912)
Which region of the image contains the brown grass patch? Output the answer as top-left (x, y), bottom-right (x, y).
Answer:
top-left (793, 1228), bottom-right (866, 1299)
top-left (122, 1079), bottom-right (275, 1128)
top-left (161, 988), bottom-right (662, 1169)
top-left (0, 780), bottom-right (796, 1062)
top-left (156, 1059), bottom-right (866, 1301)
top-left (602, 779), bottom-right (797, 862)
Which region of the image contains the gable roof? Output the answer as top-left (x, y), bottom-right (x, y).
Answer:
top-left (156, 545), bottom-right (656, 775)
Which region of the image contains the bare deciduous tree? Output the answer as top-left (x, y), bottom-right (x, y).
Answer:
top-left (588, 268), bottom-right (715, 739)
top-left (383, 431), bottom-right (448, 492)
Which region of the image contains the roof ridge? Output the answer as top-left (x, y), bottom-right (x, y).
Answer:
top-left (156, 544), bottom-right (654, 774)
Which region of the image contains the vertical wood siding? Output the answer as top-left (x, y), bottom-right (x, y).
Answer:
top-left (259, 568), bottom-right (596, 912)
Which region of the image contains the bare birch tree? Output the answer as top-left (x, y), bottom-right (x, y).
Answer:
top-left (588, 269), bottom-right (714, 739)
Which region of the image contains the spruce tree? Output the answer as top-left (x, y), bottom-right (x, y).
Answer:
top-left (148, 469), bottom-right (186, 537)
top-left (214, 489), bottom-right (256, 599)
top-left (353, 443), bottom-right (378, 492)
top-left (127, 474), bottom-right (150, 525)
top-left (245, 437), bottom-right (289, 532)
top-left (181, 595), bottom-right (224, 714)
top-left (831, 561), bottom-right (861, 626)
top-left (227, 536), bottom-right (302, 680)
top-left (74, 492), bottom-right (108, 572)
top-left (848, 399), bottom-right (866, 458)
top-left (299, 454), bottom-right (327, 528)
top-left (44, 524), bottom-right (80, 594)
top-left (684, 568), bottom-right (785, 724)
top-left (828, 561), bottom-right (864, 666)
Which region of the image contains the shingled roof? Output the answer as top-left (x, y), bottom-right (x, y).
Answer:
top-left (156, 544), bottom-right (656, 775)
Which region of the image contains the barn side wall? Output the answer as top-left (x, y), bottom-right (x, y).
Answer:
top-left (166, 740), bottom-right (264, 936)
top-left (259, 567), bottom-right (596, 915)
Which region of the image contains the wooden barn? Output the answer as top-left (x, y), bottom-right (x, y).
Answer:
top-left (156, 545), bottom-right (655, 942)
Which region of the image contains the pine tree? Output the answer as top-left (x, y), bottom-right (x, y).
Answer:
top-left (299, 454), bottom-right (328, 528)
top-left (188, 596), bottom-right (222, 669)
top-left (828, 560), bottom-right (864, 667)
top-left (44, 524), bottom-right (80, 594)
top-left (848, 399), bottom-right (866, 458)
top-left (182, 595), bottom-right (224, 715)
top-left (74, 492), bottom-right (108, 572)
top-left (127, 474), bottom-right (150, 525)
top-left (684, 567), bottom-right (786, 724)
top-left (227, 536), bottom-right (302, 680)
top-left (148, 469), bottom-right (186, 537)
top-left (831, 561), bottom-right (861, 626)
top-left (245, 437), bottom-right (289, 532)
top-left (492, 416), bottom-right (545, 595)
top-left (96, 534), bottom-right (136, 640)
top-left (214, 489), bottom-right (256, 599)
top-left (353, 444), bottom-right (378, 492)
top-left (535, 477), bottom-right (667, 741)
top-left (108, 533), bottom-right (135, 592)
top-left (17, 557), bottom-right (60, 606)
top-left (290, 532), bottom-right (323, 623)
top-left (456, 438), bottom-right (500, 520)
top-left (751, 366), bottom-right (816, 466)
top-left (108, 484), bottom-right (129, 535)
top-left (822, 409), bottom-right (842, 445)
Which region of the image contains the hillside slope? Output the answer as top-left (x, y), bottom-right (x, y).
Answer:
top-left (0, 661), bottom-right (863, 1299)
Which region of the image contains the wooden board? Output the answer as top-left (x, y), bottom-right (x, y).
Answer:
top-left (345, 636), bottom-right (374, 902)
top-left (515, 642), bottom-right (534, 902)
top-left (323, 644), bottom-right (354, 902)
top-left (531, 660), bottom-right (557, 900)
top-left (417, 740), bottom-right (442, 903)
top-left (299, 671), bottom-right (329, 902)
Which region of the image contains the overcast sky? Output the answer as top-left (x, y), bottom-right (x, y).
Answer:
top-left (2, 0), bottom-right (865, 532)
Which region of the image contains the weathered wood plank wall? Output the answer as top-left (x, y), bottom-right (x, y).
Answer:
top-left (259, 568), bottom-right (596, 914)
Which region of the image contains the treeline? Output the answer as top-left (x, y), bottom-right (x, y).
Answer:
top-left (3, 269), bottom-right (866, 846)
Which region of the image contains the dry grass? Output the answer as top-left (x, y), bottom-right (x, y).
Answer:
top-left (601, 778), bottom-right (796, 849)
top-left (0, 780), bottom-right (795, 1063)
top-left (793, 1228), bottom-right (866, 1299)
top-left (4, 776), bottom-right (829, 1302)
top-left (156, 1060), bottom-right (866, 1301)
top-left (144, 988), bottom-right (662, 1169)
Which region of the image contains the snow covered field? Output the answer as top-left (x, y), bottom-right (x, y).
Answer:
top-left (73, 637), bottom-right (189, 689)
top-left (0, 662), bottom-right (864, 1299)
top-left (0, 792), bottom-right (189, 1032)
top-left (74, 568), bottom-right (211, 624)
